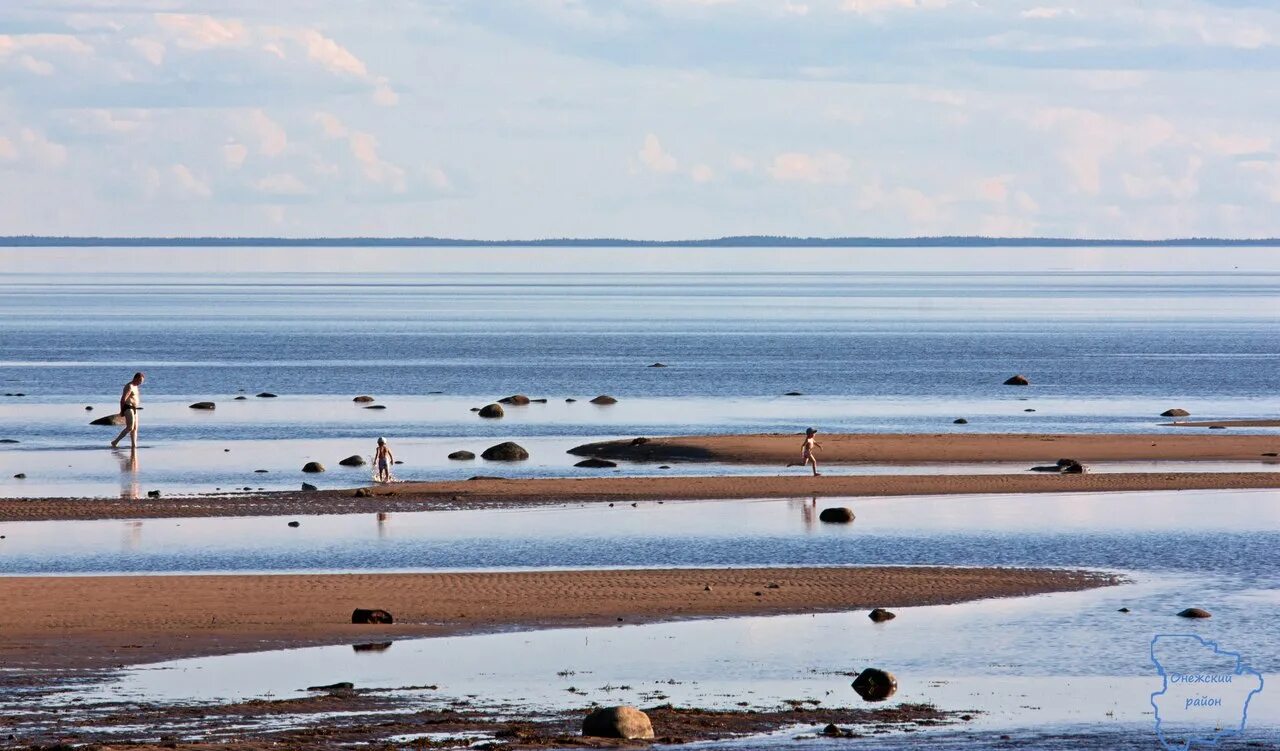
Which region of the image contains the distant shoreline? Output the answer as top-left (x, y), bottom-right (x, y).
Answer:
top-left (4, 235), bottom-right (1280, 248)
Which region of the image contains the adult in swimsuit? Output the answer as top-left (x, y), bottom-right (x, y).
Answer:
top-left (111, 372), bottom-right (145, 450)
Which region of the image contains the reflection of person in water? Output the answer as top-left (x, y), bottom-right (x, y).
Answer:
top-left (114, 447), bottom-right (140, 500)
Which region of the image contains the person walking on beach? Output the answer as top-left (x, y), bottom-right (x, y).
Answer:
top-left (800, 427), bottom-right (821, 476)
top-left (110, 372), bottom-right (145, 450)
top-left (373, 437), bottom-right (394, 483)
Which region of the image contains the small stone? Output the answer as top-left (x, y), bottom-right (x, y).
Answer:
top-left (565, 398), bottom-right (577, 402)
top-left (590, 395), bottom-right (618, 405)
top-left (581, 704), bottom-right (655, 739)
top-left (351, 608), bottom-right (393, 624)
top-left (448, 450), bottom-right (476, 461)
top-left (953, 418), bottom-right (968, 424)
top-left (1118, 607), bottom-right (1130, 613)
top-left (364, 405), bottom-right (386, 410)
top-left (851, 668), bottom-right (898, 702)
top-left (784, 391), bottom-right (803, 396)
top-left (85, 406), bottom-right (93, 411)
top-left (1209, 425), bottom-right (1226, 430)
top-left (868, 608), bottom-right (896, 622)
top-left (301, 483), bottom-right (318, 492)
top-left (12, 473), bottom-right (25, 479)
top-left (256, 392), bottom-right (278, 398)
top-left (1024, 408), bottom-right (1036, 412)
top-left (354, 488), bottom-right (371, 498)
top-left (254, 469), bottom-right (268, 473)
top-left (478, 403), bottom-right (504, 419)
top-left (306, 681), bottom-right (354, 691)
top-left (147, 490), bottom-right (161, 498)
top-left (704, 585), bottom-right (713, 592)
top-left (234, 396), bottom-right (247, 400)
top-left (1004, 375), bottom-right (1030, 386)
top-left (819, 507), bottom-right (855, 524)
top-left (353, 395), bottom-right (375, 403)
top-left (1177, 608), bottom-right (1211, 618)
top-left (648, 362), bottom-right (667, 368)
top-left (288, 521), bottom-right (300, 528)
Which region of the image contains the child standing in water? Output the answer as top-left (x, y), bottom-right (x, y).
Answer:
top-left (801, 428), bottom-right (821, 476)
top-left (373, 437), bottom-right (394, 483)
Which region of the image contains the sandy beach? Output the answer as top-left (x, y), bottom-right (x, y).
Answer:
top-left (0, 566), bottom-right (1115, 671)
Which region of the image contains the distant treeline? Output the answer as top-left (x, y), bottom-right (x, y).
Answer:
top-left (2, 235), bottom-right (1279, 247)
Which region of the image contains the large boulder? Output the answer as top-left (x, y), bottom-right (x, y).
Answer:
top-left (339, 455), bottom-right (366, 467)
top-left (482, 442), bottom-right (529, 461)
top-left (189, 401), bottom-right (216, 410)
top-left (302, 462), bottom-right (326, 473)
top-left (590, 395), bottom-right (618, 405)
top-left (1004, 375), bottom-right (1030, 386)
top-left (478, 403), bottom-right (504, 419)
top-left (351, 608), bottom-right (394, 624)
top-left (581, 706), bottom-right (654, 740)
top-left (91, 414), bottom-right (126, 426)
top-left (448, 450), bottom-right (476, 461)
top-left (498, 394), bottom-right (530, 405)
top-left (851, 668), bottom-right (898, 702)
top-left (1162, 408), bottom-right (1190, 417)
top-left (819, 507), bottom-right (855, 524)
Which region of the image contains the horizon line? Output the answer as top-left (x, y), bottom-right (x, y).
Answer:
top-left (3, 234), bottom-right (1280, 248)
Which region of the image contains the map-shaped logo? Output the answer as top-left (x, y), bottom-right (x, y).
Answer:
top-left (1151, 634), bottom-right (1265, 750)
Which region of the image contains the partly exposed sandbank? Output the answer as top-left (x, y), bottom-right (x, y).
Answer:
top-left (0, 566), bottom-right (1115, 671)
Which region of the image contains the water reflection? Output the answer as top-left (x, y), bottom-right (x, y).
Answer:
top-left (112, 447), bottom-right (139, 500)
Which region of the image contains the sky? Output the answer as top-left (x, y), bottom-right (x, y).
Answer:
top-left (2, 0), bottom-right (1280, 239)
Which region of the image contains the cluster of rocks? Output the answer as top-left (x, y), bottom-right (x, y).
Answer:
top-left (473, 394), bottom-right (618, 418)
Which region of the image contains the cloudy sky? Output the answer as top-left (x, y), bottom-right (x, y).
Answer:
top-left (2, 0), bottom-right (1279, 239)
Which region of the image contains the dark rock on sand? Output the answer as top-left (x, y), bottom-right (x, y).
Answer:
top-left (819, 507), bottom-right (855, 524)
top-left (448, 450), bottom-right (476, 460)
top-left (301, 483), bottom-right (318, 491)
top-left (91, 414), bottom-right (126, 426)
top-left (354, 488), bottom-right (371, 498)
top-left (1178, 608), bottom-right (1212, 619)
top-left (498, 394), bottom-right (531, 405)
top-left (256, 392), bottom-right (278, 398)
top-left (302, 462), bottom-right (325, 473)
top-left (851, 668), bottom-right (898, 702)
top-left (288, 521), bottom-right (300, 528)
top-left (353, 395), bottom-right (375, 403)
top-left (1004, 375), bottom-right (1030, 386)
top-left (1162, 408), bottom-right (1191, 417)
top-left (339, 455), bottom-right (366, 467)
top-left (581, 706), bottom-right (655, 740)
top-left (590, 395), bottom-right (618, 404)
top-left (868, 608), bottom-right (896, 623)
top-left (822, 724), bottom-right (856, 738)
top-left (147, 490), bottom-right (161, 498)
top-left (1059, 459), bottom-right (1086, 474)
top-left (953, 418), bottom-right (968, 424)
top-left (482, 442), bottom-right (529, 461)
top-left (468, 475), bottom-right (504, 481)
top-left (306, 682), bottom-right (354, 692)
top-left (575, 458), bottom-right (618, 468)
top-left (352, 642), bottom-right (392, 653)
top-left (1030, 465), bottom-right (1061, 472)
top-left (478, 403), bottom-right (504, 419)
top-left (351, 608), bottom-right (394, 624)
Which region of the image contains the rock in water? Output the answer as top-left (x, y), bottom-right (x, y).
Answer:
top-left (953, 418), bottom-right (969, 424)
top-left (448, 450), bottom-right (476, 460)
top-left (581, 706), bottom-right (654, 740)
top-left (851, 668), bottom-right (898, 702)
top-left (256, 392), bottom-right (278, 398)
top-left (306, 682), bottom-right (354, 691)
top-left (498, 394), bottom-right (530, 405)
top-left (819, 507), bottom-right (855, 524)
top-left (12, 473), bottom-right (26, 479)
top-left (301, 483), bottom-right (318, 492)
top-left (339, 455), bottom-right (366, 467)
top-left (575, 458), bottom-right (618, 468)
top-left (90, 414), bottom-right (126, 426)
top-left (868, 608), bottom-right (896, 623)
top-left (234, 395), bottom-right (248, 400)
top-left (590, 395), bottom-right (618, 404)
top-left (364, 404), bottom-right (386, 410)
top-left (1004, 375), bottom-right (1030, 386)
top-left (478, 403), bottom-right (504, 418)
top-left (302, 462), bottom-right (325, 473)
top-left (353, 395), bottom-right (375, 403)
top-left (1161, 408), bottom-right (1190, 417)
top-left (482, 442), bottom-right (529, 461)
top-left (649, 362), bottom-right (667, 368)
top-left (189, 401), bottom-right (216, 410)
top-left (287, 521), bottom-right (300, 528)
top-left (1177, 608), bottom-right (1212, 619)
top-left (351, 608), bottom-right (394, 624)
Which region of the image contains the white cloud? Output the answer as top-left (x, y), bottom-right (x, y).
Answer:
top-left (1021, 7), bottom-right (1071, 20)
top-left (254, 172), bottom-right (312, 195)
top-left (690, 163), bottom-right (715, 183)
top-left (171, 163), bottom-right (211, 198)
top-left (314, 112), bottom-right (349, 139)
top-left (767, 151), bottom-right (851, 184)
top-left (222, 142), bottom-right (248, 168)
top-left (129, 37), bottom-right (166, 66)
top-left (729, 154), bottom-right (756, 173)
top-left (638, 134), bottom-right (678, 173)
top-left (155, 14), bottom-right (248, 50)
top-left (841, 0), bottom-right (949, 15)
top-left (237, 110), bottom-right (288, 157)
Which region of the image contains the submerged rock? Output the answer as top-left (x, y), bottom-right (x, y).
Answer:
top-left (287, 521), bottom-right (300, 528)
top-left (353, 395), bottom-right (376, 403)
top-left (339, 455), bottom-right (366, 467)
top-left (189, 401), bottom-right (216, 410)
top-left (448, 450), bottom-right (476, 461)
top-left (301, 483), bottom-right (318, 492)
top-left (306, 682), bottom-right (354, 692)
top-left (90, 414), bottom-right (126, 426)
top-left (819, 507), bottom-right (855, 524)
top-left (1004, 375), bottom-right (1030, 386)
top-left (590, 395), bottom-right (618, 405)
top-left (351, 608), bottom-right (394, 624)
top-left (302, 462), bottom-right (325, 473)
top-left (234, 396), bottom-right (248, 400)
top-left (649, 362), bottom-right (668, 368)
top-left (575, 458), bottom-right (618, 468)
top-left (364, 404), bottom-right (386, 410)
top-left (478, 403), bottom-right (504, 419)
top-left (256, 392), bottom-right (278, 398)
top-left (498, 394), bottom-right (530, 405)
top-left (1178, 608), bottom-right (1212, 619)
top-left (851, 668), bottom-right (898, 702)
top-left (482, 442), bottom-right (529, 461)
top-left (868, 608), bottom-right (896, 623)
top-left (1161, 408), bottom-right (1190, 417)
top-left (581, 706), bottom-right (654, 740)
top-left (12, 473), bottom-right (26, 479)
top-left (953, 418), bottom-right (969, 424)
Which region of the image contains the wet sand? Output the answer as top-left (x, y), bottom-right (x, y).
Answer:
top-left (4, 470), bottom-right (1280, 521)
top-left (1166, 419), bottom-right (1280, 428)
top-left (569, 432), bottom-right (1280, 463)
top-left (0, 566), bottom-right (1114, 670)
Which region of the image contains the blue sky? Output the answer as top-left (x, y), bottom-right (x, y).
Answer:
top-left (1, 0), bottom-right (1279, 238)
